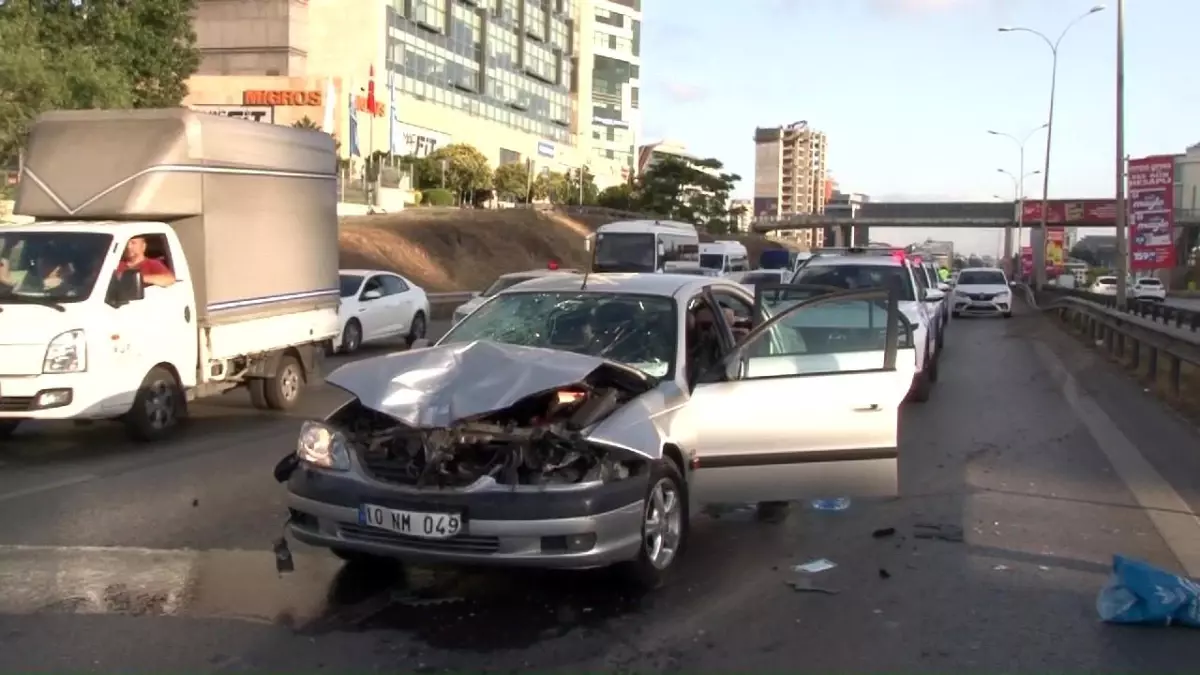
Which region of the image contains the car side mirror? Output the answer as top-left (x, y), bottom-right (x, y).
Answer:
top-left (112, 269), bottom-right (144, 305)
top-left (937, 282), bottom-right (951, 292)
top-left (362, 289), bottom-right (382, 300)
top-left (409, 338), bottom-right (432, 350)
top-left (924, 288), bottom-right (945, 302)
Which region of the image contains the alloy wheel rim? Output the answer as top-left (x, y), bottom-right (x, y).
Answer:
top-left (642, 478), bottom-right (683, 570)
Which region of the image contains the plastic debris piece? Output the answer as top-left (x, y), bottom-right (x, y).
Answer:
top-left (811, 498), bottom-right (851, 511)
top-left (872, 527), bottom-right (896, 539)
top-left (273, 538), bottom-right (294, 574)
top-left (879, 568), bottom-right (891, 579)
top-left (914, 523), bottom-right (964, 543)
top-left (787, 576), bottom-right (839, 595)
top-left (1097, 555), bottom-right (1200, 627)
top-left (792, 558), bottom-right (837, 573)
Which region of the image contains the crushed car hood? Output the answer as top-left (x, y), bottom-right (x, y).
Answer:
top-left (325, 340), bottom-right (655, 428)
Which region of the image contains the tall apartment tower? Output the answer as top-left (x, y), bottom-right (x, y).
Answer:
top-left (753, 121), bottom-right (828, 247)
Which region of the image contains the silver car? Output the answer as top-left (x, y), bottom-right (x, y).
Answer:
top-left (277, 274), bottom-right (916, 588)
top-left (450, 267), bottom-right (581, 324)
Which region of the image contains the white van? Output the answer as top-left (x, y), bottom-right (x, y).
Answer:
top-left (699, 240), bottom-right (750, 275)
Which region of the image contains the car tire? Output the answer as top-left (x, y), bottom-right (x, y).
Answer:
top-left (263, 354), bottom-right (305, 411)
top-left (907, 369), bottom-right (933, 403)
top-left (124, 366), bottom-right (187, 442)
top-left (951, 311), bottom-right (960, 318)
top-left (620, 457), bottom-right (689, 591)
top-left (406, 312), bottom-right (427, 347)
top-left (927, 352), bottom-right (939, 383)
top-left (340, 319), bottom-right (362, 354)
top-left (1003, 311), bottom-right (1013, 319)
top-left (0, 420), bottom-right (21, 440)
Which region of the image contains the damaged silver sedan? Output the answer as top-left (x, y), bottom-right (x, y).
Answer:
top-left (277, 274), bottom-right (916, 588)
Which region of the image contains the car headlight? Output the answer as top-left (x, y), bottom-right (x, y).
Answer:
top-left (297, 420), bottom-right (351, 471)
top-left (43, 329), bottom-right (87, 373)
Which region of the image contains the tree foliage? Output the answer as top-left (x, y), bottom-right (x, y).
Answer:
top-left (493, 161), bottom-right (532, 202)
top-left (414, 143), bottom-right (492, 200)
top-left (0, 0), bottom-right (200, 164)
top-left (595, 155), bottom-right (742, 234)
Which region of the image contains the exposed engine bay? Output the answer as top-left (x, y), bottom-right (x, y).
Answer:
top-left (329, 364), bottom-right (651, 488)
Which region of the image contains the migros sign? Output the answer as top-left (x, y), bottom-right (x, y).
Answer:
top-left (241, 89), bottom-right (388, 116)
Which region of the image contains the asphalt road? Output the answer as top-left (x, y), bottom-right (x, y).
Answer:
top-left (1166, 295), bottom-right (1200, 312)
top-left (3, 312), bottom-right (1200, 673)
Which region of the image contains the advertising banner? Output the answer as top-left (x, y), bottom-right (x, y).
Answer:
top-left (1127, 155), bottom-right (1176, 270)
top-left (1045, 227), bottom-right (1066, 270)
top-left (1020, 245), bottom-right (1034, 279)
top-left (1021, 199), bottom-right (1117, 224)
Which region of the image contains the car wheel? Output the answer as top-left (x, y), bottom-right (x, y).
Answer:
top-left (927, 352), bottom-right (939, 383)
top-left (951, 311), bottom-right (960, 318)
top-left (124, 366), bottom-right (187, 442)
top-left (620, 458), bottom-right (689, 590)
top-left (1003, 311), bottom-right (1013, 319)
top-left (907, 369), bottom-right (933, 403)
top-left (406, 312), bottom-right (427, 347)
top-left (340, 319), bottom-right (362, 354)
top-left (263, 354), bottom-right (305, 411)
top-left (0, 420), bottom-right (22, 440)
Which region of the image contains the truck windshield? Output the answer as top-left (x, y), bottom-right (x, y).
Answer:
top-left (0, 231), bottom-right (115, 304)
top-left (699, 254), bottom-right (725, 270)
top-left (594, 233), bottom-right (656, 272)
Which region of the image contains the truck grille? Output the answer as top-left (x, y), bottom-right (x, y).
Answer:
top-left (0, 396), bottom-right (35, 412)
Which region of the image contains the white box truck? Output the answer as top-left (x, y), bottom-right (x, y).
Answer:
top-left (0, 109), bottom-right (341, 441)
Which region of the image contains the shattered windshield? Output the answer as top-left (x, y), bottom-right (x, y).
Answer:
top-left (0, 231), bottom-right (114, 304)
top-left (438, 291), bottom-right (677, 378)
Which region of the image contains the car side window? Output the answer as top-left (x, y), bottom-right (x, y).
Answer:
top-left (745, 290), bottom-right (910, 378)
top-left (381, 275), bottom-right (408, 294)
top-left (360, 276), bottom-right (384, 300)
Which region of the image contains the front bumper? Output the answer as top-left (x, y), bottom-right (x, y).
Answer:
top-left (953, 295), bottom-right (1011, 316)
top-left (286, 463), bottom-right (648, 570)
top-left (0, 372), bottom-right (121, 420)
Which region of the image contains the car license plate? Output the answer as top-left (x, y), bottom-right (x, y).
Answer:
top-left (358, 504), bottom-right (462, 540)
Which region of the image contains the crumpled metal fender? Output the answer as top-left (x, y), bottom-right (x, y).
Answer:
top-left (583, 382), bottom-right (689, 461)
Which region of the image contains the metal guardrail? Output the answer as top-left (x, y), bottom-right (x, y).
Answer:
top-left (1033, 289), bottom-right (1200, 401)
top-left (1041, 287), bottom-right (1199, 332)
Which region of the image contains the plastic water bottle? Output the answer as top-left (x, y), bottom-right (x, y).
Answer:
top-left (810, 497), bottom-right (851, 511)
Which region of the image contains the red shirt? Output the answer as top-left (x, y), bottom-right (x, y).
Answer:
top-left (116, 258), bottom-right (171, 276)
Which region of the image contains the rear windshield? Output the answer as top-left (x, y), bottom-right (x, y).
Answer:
top-left (791, 264), bottom-right (916, 301)
top-left (957, 270), bottom-right (1007, 286)
top-left (1137, 278), bottom-right (1162, 286)
top-left (1096, 277), bottom-right (1117, 285)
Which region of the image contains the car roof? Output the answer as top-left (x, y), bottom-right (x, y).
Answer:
top-left (340, 269), bottom-right (401, 277)
top-left (500, 272), bottom-right (744, 299)
top-left (959, 267), bottom-right (1004, 274)
top-left (801, 255), bottom-right (904, 268)
top-left (497, 268), bottom-right (581, 280)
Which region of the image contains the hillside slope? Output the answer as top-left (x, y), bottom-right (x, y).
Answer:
top-left (337, 207), bottom-right (799, 292)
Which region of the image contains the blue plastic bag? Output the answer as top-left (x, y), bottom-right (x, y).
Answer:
top-left (1097, 554), bottom-right (1200, 627)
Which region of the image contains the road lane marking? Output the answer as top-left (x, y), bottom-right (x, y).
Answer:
top-left (1033, 341), bottom-right (1200, 576)
top-left (0, 474), bottom-right (98, 503)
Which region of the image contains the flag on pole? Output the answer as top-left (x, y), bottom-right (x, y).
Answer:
top-left (321, 77), bottom-right (336, 134)
top-left (366, 65), bottom-right (377, 115)
top-left (347, 77), bottom-right (360, 157)
top-left (387, 68), bottom-right (397, 155)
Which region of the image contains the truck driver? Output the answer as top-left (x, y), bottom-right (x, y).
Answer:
top-left (116, 236), bottom-right (176, 287)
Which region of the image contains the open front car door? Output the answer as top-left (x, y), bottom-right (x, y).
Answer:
top-left (683, 283), bottom-right (916, 504)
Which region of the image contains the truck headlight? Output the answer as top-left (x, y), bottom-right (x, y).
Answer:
top-left (297, 420), bottom-right (350, 471)
top-left (43, 329), bottom-right (87, 373)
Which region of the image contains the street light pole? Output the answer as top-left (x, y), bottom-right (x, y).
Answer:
top-left (988, 124), bottom-right (1048, 275)
top-left (1000, 5), bottom-right (1105, 291)
top-left (1114, 0), bottom-right (1128, 306)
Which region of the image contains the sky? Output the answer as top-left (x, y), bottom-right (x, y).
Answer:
top-left (638, 0), bottom-right (1197, 255)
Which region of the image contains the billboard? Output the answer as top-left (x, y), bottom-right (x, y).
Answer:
top-left (1045, 227), bottom-right (1066, 268)
top-left (1021, 199), bottom-right (1117, 224)
top-left (1127, 155), bottom-right (1176, 270)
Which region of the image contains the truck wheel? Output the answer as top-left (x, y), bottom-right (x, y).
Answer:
top-left (248, 379), bottom-right (270, 410)
top-left (0, 420), bottom-right (21, 440)
top-left (340, 319), bottom-right (362, 354)
top-left (125, 366), bottom-right (187, 442)
top-left (264, 354), bottom-right (304, 411)
top-left (406, 312), bottom-right (427, 347)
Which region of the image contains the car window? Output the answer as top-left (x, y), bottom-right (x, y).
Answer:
top-left (482, 275), bottom-right (535, 297)
top-left (339, 274), bottom-right (364, 298)
top-left (791, 264), bottom-right (916, 301)
top-left (360, 276), bottom-right (384, 299)
top-left (1137, 278), bottom-right (1162, 287)
top-left (957, 270), bottom-right (1007, 285)
top-left (438, 291), bottom-right (676, 379)
top-left (380, 275), bottom-right (409, 294)
top-left (1096, 277), bottom-right (1117, 285)
top-left (745, 288), bottom-right (911, 377)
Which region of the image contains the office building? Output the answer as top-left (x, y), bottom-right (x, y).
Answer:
top-left (587, 0), bottom-right (641, 187)
top-left (728, 198), bottom-right (752, 232)
top-left (753, 121), bottom-right (829, 248)
top-left (183, 0), bottom-right (592, 172)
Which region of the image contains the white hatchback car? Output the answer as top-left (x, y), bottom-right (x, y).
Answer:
top-left (1089, 276), bottom-right (1119, 296)
top-left (789, 248), bottom-right (942, 402)
top-left (337, 269), bottom-right (431, 354)
top-left (1132, 277), bottom-right (1167, 302)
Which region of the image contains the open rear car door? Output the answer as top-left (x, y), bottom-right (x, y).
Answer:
top-left (683, 283), bottom-right (916, 504)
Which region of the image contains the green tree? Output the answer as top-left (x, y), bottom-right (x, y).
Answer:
top-left (540, 171), bottom-right (572, 204)
top-left (417, 143), bottom-right (492, 201)
top-left (635, 155), bottom-right (741, 232)
top-left (292, 116), bottom-right (321, 130)
top-left (561, 166), bottom-right (599, 205)
top-left (493, 161), bottom-right (532, 202)
top-left (597, 182), bottom-right (639, 211)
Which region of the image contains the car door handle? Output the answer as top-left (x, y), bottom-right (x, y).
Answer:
top-left (853, 404), bottom-right (880, 412)
top-left (358, 308), bottom-right (367, 313)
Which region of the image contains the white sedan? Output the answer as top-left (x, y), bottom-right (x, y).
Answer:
top-left (337, 269), bottom-right (431, 354)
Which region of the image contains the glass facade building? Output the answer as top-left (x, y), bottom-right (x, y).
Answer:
top-left (385, 0), bottom-right (578, 146)
top-left (588, 0), bottom-right (640, 178)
